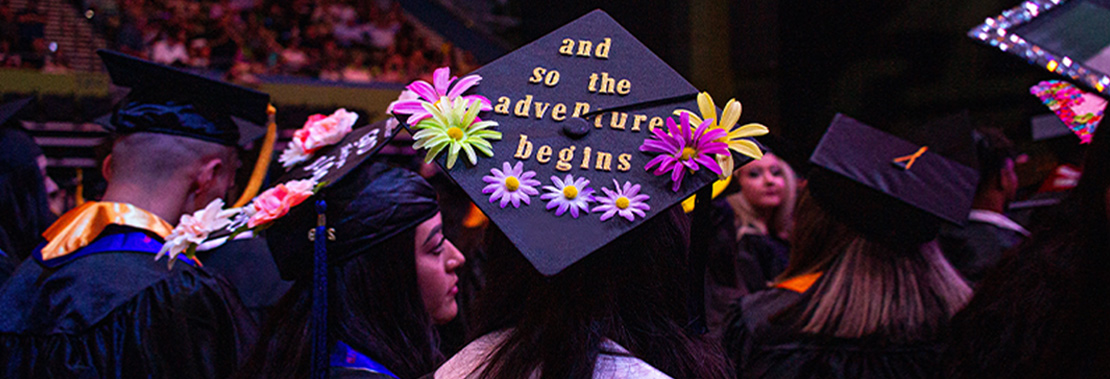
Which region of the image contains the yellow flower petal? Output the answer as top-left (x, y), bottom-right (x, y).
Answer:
top-left (697, 92), bottom-right (717, 128)
top-left (729, 139), bottom-right (764, 160)
top-left (729, 123), bottom-right (769, 140)
top-left (716, 153), bottom-right (734, 180)
top-left (719, 99), bottom-right (742, 130)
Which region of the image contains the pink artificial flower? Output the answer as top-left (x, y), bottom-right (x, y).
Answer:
top-left (640, 112), bottom-right (729, 192)
top-left (390, 67), bottom-right (492, 126)
top-left (156, 198), bottom-right (238, 267)
top-left (247, 179), bottom-right (316, 228)
top-left (279, 109), bottom-right (359, 169)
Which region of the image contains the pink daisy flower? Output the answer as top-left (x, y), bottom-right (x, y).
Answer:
top-left (389, 67), bottom-right (492, 126)
top-left (482, 161), bottom-right (541, 208)
top-left (591, 179), bottom-right (651, 222)
top-left (640, 112), bottom-right (728, 192)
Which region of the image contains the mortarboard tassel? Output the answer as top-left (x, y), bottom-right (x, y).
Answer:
top-left (310, 199), bottom-right (329, 379)
top-left (686, 185), bottom-right (713, 335)
top-left (233, 104), bottom-right (278, 208)
top-left (892, 146), bottom-right (929, 170)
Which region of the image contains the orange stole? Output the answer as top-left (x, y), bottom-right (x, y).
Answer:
top-left (774, 272), bottom-right (824, 293)
top-left (40, 202), bottom-right (174, 261)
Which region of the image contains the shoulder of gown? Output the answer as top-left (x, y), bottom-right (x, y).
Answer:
top-left (0, 249), bottom-right (256, 378)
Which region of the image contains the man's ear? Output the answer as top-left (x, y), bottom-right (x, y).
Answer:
top-left (194, 157), bottom-right (225, 195)
top-left (102, 154), bottom-right (113, 181)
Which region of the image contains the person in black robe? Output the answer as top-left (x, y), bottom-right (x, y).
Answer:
top-left (724, 115), bottom-right (976, 378)
top-left (0, 50), bottom-right (267, 378)
top-left (196, 235), bottom-right (294, 325)
top-left (938, 128), bottom-right (1029, 286)
top-left (0, 98), bottom-right (57, 268)
top-left (943, 113), bottom-right (1110, 378)
top-left (234, 120), bottom-right (466, 378)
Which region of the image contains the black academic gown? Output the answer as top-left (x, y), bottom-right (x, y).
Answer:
top-left (0, 225), bottom-right (257, 378)
top-left (196, 236), bottom-right (293, 325)
top-left (724, 288), bottom-right (944, 379)
top-left (706, 199), bottom-right (790, 340)
top-left (0, 248), bottom-right (15, 286)
top-left (938, 221), bottom-right (1025, 286)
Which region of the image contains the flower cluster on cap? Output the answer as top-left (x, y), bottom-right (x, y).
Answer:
top-left (673, 92), bottom-right (768, 179)
top-left (279, 108), bottom-right (360, 169)
top-left (481, 161), bottom-right (651, 222)
top-left (393, 67), bottom-right (503, 169)
top-left (158, 108), bottom-right (356, 268)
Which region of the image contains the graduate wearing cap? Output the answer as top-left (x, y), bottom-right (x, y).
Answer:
top-left (0, 96), bottom-right (57, 284)
top-left (0, 50), bottom-right (266, 378)
top-left (221, 118), bottom-right (466, 379)
top-left (723, 114), bottom-right (976, 378)
top-left (944, 113), bottom-right (1110, 379)
top-left (394, 10), bottom-right (768, 379)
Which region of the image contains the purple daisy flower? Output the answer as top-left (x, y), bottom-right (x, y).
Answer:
top-left (591, 179), bottom-right (651, 222)
top-left (389, 67), bottom-right (492, 125)
top-left (482, 161), bottom-right (540, 208)
top-left (640, 112), bottom-right (729, 192)
top-left (540, 174), bottom-right (596, 218)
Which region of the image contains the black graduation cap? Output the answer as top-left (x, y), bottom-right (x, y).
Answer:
top-left (969, 0), bottom-right (1110, 97)
top-left (255, 119), bottom-right (434, 280)
top-left (97, 49), bottom-right (270, 146)
top-left (808, 114), bottom-right (979, 243)
top-left (0, 97), bottom-right (32, 128)
top-left (1032, 114), bottom-right (1076, 141)
top-left (397, 10), bottom-right (759, 276)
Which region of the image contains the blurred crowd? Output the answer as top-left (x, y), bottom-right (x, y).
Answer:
top-left (2, 0), bottom-right (480, 82)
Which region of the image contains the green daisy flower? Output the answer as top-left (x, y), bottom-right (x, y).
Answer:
top-left (412, 97), bottom-right (502, 169)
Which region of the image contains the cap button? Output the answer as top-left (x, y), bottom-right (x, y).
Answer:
top-left (563, 118), bottom-right (591, 139)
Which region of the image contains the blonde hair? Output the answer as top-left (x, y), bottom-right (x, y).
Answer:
top-left (781, 191), bottom-right (972, 342)
top-left (725, 153), bottom-right (797, 240)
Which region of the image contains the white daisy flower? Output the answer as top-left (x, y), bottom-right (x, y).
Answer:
top-left (540, 174), bottom-right (595, 218)
top-left (591, 179), bottom-right (651, 222)
top-left (481, 161), bottom-right (540, 208)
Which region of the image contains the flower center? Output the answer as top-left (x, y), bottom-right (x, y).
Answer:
top-left (504, 176), bottom-right (520, 191)
top-left (562, 185), bottom-right (578, 199)
top-left (615, 196), bottom-right (630, 209)
top-left (679, 147), bottom-right (697, 161)
top-left (447, 127), bottom-right (464, 141)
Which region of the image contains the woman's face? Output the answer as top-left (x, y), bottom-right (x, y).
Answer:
top-left (414, 213), bottom-right (465, 325)
top-left (738, 153), bottom-right (787, 211)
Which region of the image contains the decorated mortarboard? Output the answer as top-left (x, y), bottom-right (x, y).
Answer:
top-left (969, 0), bottom-right (1110, 97)
top-left (391, 10), bottom-right (767, 276)
top-left (155, 109), bottom-right (398, 268)
top-left (97, 49), bottom-right (270, 147)
top-left (808, 114), bottom-right (979, 243)
top-left (0, 97), bottom-right (32, 127)
top-left (1030, 80), bottom-right (1106, 143)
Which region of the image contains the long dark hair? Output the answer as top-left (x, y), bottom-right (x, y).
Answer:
top-left (0, 128), bottom-right (54, 261)
top-left (944, 118), bottom-right (1110, 378)
top-left (235, 229), bottom-right (443, 379)
top-left (470, 206), bottom-right (733, 379)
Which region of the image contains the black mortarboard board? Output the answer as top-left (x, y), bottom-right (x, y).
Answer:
top-left (97, 49), bottom-right (270, 146)
top-left (255, 119), bottom-right (438, 280)
top-left (397, 10), bottom-right (761, 276)
top-left (0, 97), bottom-right (32, 128)
top-left (969, 0), bottom-right (1110, 96)
top-left (808, 114), bottom-right (979, 243)
top-left (1032, 113), bottom-right (1075, 141)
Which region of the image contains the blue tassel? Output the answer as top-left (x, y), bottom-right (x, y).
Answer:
top-left (311, 199), bottom-right (328, 379)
